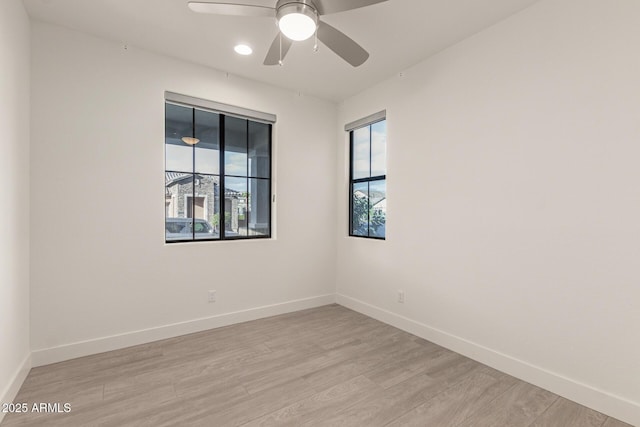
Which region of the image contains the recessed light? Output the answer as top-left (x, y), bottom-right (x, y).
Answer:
top-left (234, 44), bottom-right (253, 56)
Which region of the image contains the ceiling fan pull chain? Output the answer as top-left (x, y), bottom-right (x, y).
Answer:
top-left (278, 33), bottom-right (283, 66)
top-left (314, 29), bottom-right (318, 52)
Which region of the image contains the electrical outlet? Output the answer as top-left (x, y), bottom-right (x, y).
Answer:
top-left (208, 290), bottom-right (216, 303)
top-left (398, 290), bottom-right (405, 304)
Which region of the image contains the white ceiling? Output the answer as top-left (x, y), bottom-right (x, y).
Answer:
top-left (23, 0), bottom-right (541, 101)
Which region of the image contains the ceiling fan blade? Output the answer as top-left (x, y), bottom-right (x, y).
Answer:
top-left (313, 0), bottom-right (387, 15)
top-left (317, 21), bottom-right (369, 67)
top-left (264, 33), bottom-right (293, 66)
top-left (187, 2), bottom-right (276, 17)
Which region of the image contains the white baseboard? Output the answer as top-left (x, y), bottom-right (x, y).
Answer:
top-left (336, 294), bottom-right (640, 427)
top-left (0, 353), bottom-right (32, 425)
top-left (32, 294), bottom-right (335, 367)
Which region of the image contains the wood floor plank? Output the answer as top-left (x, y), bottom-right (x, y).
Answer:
top-left (173, 377), bottom-right (316, 427)
top-left (301, 337), bottom-right (424, 391)
top-left (385, 368), bottom-right (517, 427)
top-left (0, 305), bottom-right (621, 427)
top-left (56, 383), bottom-right (178, 427)
top-left (309, 321), bottom-right (406, 351)
top-left (454, 381), bottom-right (559, 427)
top-left (108, 383), bottom-right (248, 427)
top-left (21, 346), bottom-right (164, 389)
top-left (240, 337), bottom-right (386, 395)
top-left (364, 345), bottom-right (460, 389)
top-left (130, 342), bottom-right (274, 388)
top-left (172, 339), bottom-right (342, 398)
top-left (241, 375), bottom-right (381, 427)
top-left (602, 417), bottom-right (635, 427)
top-left (304, 360), bottom-right (485, 427)
top-left (529, 397), bottom-right (608, 427)
top-left (301, 373), bottom-right (440, 427)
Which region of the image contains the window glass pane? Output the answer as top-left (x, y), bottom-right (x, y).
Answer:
top-left (248, 121), bottom-right (270, 179)
top-left (165, 100), bottom-right (271, 242)
top-left (224, 176), bottom-right (248, 237)
top-left (193, 175), bottom-right (220, 240)
top-left (195, 110), bottom-right (220, 175)
top-left (165, 104), bottom-right (194, 173)
top-left (371, 120), bottom-right (386, 177)
top-left (225, 117), bottom-right (248, 177)
top-left (352, 126), bottom-right (371, 180)
top-left (351, 182), bottom-right (369, 236)
top-left (368, 180), bottom-right (386, 238)
top-left (348, 116), bottom-right (386, 239)
top-left (165, 172), bottom-right (194, 241)
top-left (248, 178), bottom-right (270, 236)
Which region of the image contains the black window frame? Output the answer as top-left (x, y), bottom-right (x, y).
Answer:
top-left (165, 100), bottom-right (273, 243)
top-left (348, 116), bottom-right (387, 240)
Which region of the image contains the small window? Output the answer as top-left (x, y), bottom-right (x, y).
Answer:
top-left (348, 114), bottom-right (386, 239)
top-left (165, 96), bottom-right (273, 243)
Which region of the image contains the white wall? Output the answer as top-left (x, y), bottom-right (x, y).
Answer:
top-left (30, 22), bottom-right (337, 364)
top-left (337, 0), bottom-right (640, 424)
top-left (0, 0), bottom-right (31, 419)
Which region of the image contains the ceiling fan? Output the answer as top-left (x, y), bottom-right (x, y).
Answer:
top-left (187, 0), bottom-right (388, 67)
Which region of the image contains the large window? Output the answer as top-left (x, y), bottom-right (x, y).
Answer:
top-left (348, 112), bottom-right (386, 239)
top-left (165, 95), bottom-right (273, 242)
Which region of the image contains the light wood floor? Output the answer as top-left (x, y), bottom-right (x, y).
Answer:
top-left (1, 304), bottom-right (633, 427)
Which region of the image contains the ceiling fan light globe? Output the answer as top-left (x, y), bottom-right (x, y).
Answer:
top-left (276, 3), bottom-right (318, 42)
top-left (278, 12), bottom-right (316, 41)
